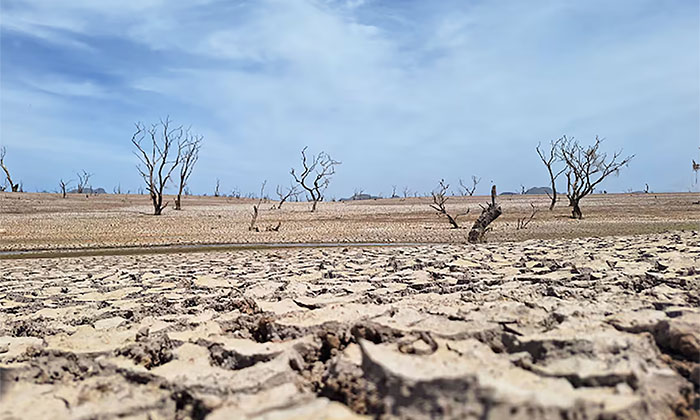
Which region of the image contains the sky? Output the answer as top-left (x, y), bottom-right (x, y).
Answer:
top-left (1, 0), bottom-right (698, 197)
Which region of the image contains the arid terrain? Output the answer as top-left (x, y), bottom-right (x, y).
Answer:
top-left (0, 192), bottom-right (698, 419)
top-left (0, 192), bottom-right (697, 252)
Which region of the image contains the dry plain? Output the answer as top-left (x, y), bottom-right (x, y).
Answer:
top-left (0, 192), bottom-right (698, 419)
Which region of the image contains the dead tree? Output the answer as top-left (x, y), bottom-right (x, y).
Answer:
top-left (249, 181), bottom-right (267, 231)
top-left (468, 185), bottom-right (502, 243)
top-left (131, 117), bottom-right (183, 215)
top-left (75, 170), bottom-right (93, 194)
top-left (59, 179), bottom-right (71, 198)
top-left (536, 138), bottom-right (567, 210)
top-left (175, 132), bottom-right (202, 210)
top-left (558, 136), bottom-right (633, 219)
top-left (459, 176), bottom-right (480, 196)
top-left (430, 179), bottom-right (468, 229)
top-left (402, 186), bottom-right (411, 198)
top-left (516, 203), bottom-right (538, 230)
top-left (214, 179), bottom-right (220, 197)
top-left (391, 185), bottom-right (398, 198)
top-left (0, 147), bottom-right (19, 192)
top-left (275, 183), bottom-right (300, 209)
top-left (693, 160), bottom-right (699, 185)
top-left (290, 146), bottom-right (340, 212)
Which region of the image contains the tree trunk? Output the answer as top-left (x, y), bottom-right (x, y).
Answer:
top-left (571, 200), bottom-right (582, 219)
top-left (548, 181), bottom-right (557, 211)
top-left (311, 199), bottom-right (318, 212)
top-left (468, 185), bottom-right (502, 243)
top-left (152, 193), bottom-right (162, 215)
top-left (175, 195), bottom-right (181, 210)
top-left (468, 204), bottom-right (502, 243)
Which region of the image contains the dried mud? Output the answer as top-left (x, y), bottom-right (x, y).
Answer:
top-left (1, 231), bottom-right (699, 419)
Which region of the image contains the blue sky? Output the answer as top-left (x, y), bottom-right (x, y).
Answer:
top-left (1, 0), bottom-right (698, 197)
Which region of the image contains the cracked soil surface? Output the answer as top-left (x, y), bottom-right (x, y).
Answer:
top-left (1, 230), bottom-right (699, 419)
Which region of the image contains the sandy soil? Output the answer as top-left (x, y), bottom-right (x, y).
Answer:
top-left (1, 230), bottom-right (699, 419)
top-left (0, 192), bottom-right (698, 251)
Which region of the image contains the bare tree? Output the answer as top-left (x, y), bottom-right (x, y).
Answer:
top-left (558, 136), bottom-right (633, 219)
top-left (693, 160), bottom-right (699, 186)
top-left (131, 117), bottom-right (184, 215)
top-left (76, 170), bottom-right (93, 194)
top-left (175, 132), bottom-right (202, 210)
top-left (0, 147), bottom-right (19, 192)
top-left (468, 185), bottom-right (502, 243)
top-left (516, 203), bottom-right (538, 230)
top-left (113, 184), bottom-right (122, 195)
top-left (402, 186), bottom-right (410, 198)
top-left (430, 179), bottom-right (469, 229)
top-left (290, 146), bottom-right (341, 212)
top-left (275, 183), bottom-right (300, 209)
top-left (214, 179), bottom-right (220, 197)
top-left (459, 175), bottom-right (480, 196)
top-left (391, 185), bottom-right (398, 198)
top-left (249, 181), bottom-right (267, 231)
top-left (536, 138), bottom-right (567, 210)
top-left (59, 179), bottom-right (71, 198)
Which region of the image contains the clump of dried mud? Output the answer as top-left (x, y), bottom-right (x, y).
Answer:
top-left (1, 231), bottom-right (698, 419)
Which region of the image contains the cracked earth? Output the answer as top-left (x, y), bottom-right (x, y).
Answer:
top-left (1, 231), bottom-right (699, 419)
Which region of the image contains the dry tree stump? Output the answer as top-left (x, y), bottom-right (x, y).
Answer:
top-left (468, 185), bottom-right (502, 243)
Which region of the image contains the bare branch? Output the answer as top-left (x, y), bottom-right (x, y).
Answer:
top-left (249, 180), bottom-right (267, 231)
top-left (76, 170), bottom-right (93, 194)
top-left (275, 183), bottom-right (301, 209)
top-left (175, 131), bottom-right (202, 210)
top-left (131, 117), bottom-right (184, 215)
top-left (459, 176), bottom-right (480, 196)
top-left (558, 136), bottom-right (634, 219)
top-left (516, 203), bottom-right (538, 230)
top-left (430, 179), bottom-right (468, 229)
top-left (290, 146), bottom-right (341, 212)
top-left (0, 147), bottom-right (19, 192)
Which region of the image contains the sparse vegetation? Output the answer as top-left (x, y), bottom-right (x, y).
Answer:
top-left (249, 181), bottom-right (266, 232)
top-left (290, 146), bottom-right (341, 212)
top-left (536, 137), bottom-right (567, 211)
top-left (430, 179), bottom-right (469, 229)
top-left (516, 203), bottom-right (538, 230)
top-left (131, 117), bottom-right (184, 215)
top-left (175, 132), bottom-right (202, 210)
top-left (59, 179), bottom-right (71, 198)
top-left (0, 147), bottom-right (19, 192)
top-left (558, 136), bottom-right (633, 219)
top-left (459, 176), bottom-right (480, 196)
top-left (275, 183), bottom-right (301, 209)
top-left (76, 170), bottom-right (93, 194)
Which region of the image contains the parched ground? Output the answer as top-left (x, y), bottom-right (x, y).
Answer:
top-left (1, 231), bottom-right (698, 419)
top-left (0, 192), bottom-right (698, 251)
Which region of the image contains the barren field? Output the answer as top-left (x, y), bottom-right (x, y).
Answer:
top-left (0, 192), bottom-right (697, 252)
top-left (0, 193), bottom-right (699, 419)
